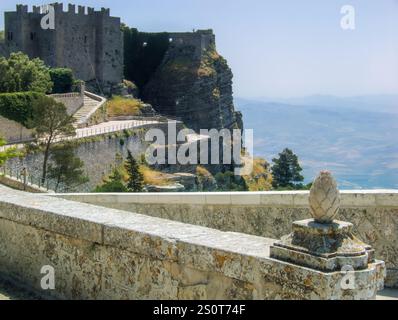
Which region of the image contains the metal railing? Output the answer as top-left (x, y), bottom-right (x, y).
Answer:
top-left (53, 119), bottom-right (166, 143)
top-left (0, 166), bottom-right (52, 192)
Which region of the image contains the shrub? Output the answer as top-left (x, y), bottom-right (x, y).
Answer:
top-left (94, 168), bottom-right (129, 193)
top-left (107, 96), bottom-right (145, 117)
top-left (49, 68), bottom-right (75, 93)
top-left (215, 171), bottom-right (248, 191)
top-left (94, 180), bottom-right (128, 193)
top-left (0, 52), bottom-right (52, 93)
top-left (0, 92), bottom-right (44, 127)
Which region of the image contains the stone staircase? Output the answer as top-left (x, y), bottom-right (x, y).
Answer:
top-left (73, 92), bottom-right (107, 128)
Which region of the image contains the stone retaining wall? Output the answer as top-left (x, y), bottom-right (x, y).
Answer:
top-left (5, 123), bottom-right (174, 192)
top-left (50, 93), bottom-right (84, 116)
top-left (0, 116), bottom-right (34, 144)
top-left (1, 186), bottom-right (385, 300)
top-left (56, 191), bottom-right (398, 288)
top-left (0, 175), bottom-right (48, 193)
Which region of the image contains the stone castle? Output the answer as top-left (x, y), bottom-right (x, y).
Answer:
top-left (0, 3), bottom-right (242, 131)
top-left (0, 3), bottom-right (123, 93)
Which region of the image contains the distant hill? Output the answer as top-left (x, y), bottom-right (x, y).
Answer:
top-left (235, 96), bottom-right (398, 189)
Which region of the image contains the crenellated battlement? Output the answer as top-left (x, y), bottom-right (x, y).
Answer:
top-left (14, 3), bottom-right (112, 17)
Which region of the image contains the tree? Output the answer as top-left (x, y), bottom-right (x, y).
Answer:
top-left (125, 150), bottom-right (144, 192)
top-left (0, 52), bottom-right (53, 93)
top-left (47, 143), bottom-right (88, 192)
top-left (271, 148), bottom-right (304, 189)
top-left (49, 68), bottom-right (75, 93)
top-left (94, 168), bottom-right (128, 193)
top-left (27, 96), bottom-right (76, 183)
top-left (215, 171), bottom-right (248, 191)
top-left (0, 136), bottom-right (20, 168)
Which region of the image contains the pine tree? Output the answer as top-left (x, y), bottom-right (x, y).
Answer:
top-left (27, 96), bottom-right (75, 184)
top-left (271, 148), bottom-right (304, 189)
top-left (94, 168), bottom-right (128, 193)
top-left (47, 143), bottom-right (89, 192)
top-left (125, 151), bottom-right (144, 192)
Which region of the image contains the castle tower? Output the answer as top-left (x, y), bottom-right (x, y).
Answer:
top-left (3, 3), bottom-right (123, 94)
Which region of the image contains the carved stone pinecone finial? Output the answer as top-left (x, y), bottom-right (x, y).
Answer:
top-left (309, 171), bottom-right (340, 224)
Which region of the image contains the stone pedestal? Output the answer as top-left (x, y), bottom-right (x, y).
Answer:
top-left (271, 219), bottom-right (374, 272)
top-left (270, 171), bottom-right (386, 300)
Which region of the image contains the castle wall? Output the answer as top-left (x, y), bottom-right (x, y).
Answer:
top-left (0, 41), bottom-right (8, 57)
top-left (168, 30), bottom-right (215, 59)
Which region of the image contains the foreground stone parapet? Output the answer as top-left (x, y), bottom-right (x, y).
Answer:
top-left (56, 189), bottom-right (398, 288)
top-left (0, 184), bottom-right (386, 300)
top-left (271, 171), bottom-right (386, 299)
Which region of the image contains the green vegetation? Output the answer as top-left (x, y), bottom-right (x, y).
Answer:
top-left (49, 68), bottom-right (75, 94)
top-left (125, 150), bottom-right (144, 192)
top-left (242, 158), bottom-right (273, 191)
top-left (0, 92), bottom-right (44, 127)
top-left (140, 165), bottom-right (172, 186)
top-left (271, 148), bottom-right (308, 190)
top-left (106, 96), bottom-right (145, 117)
top-left (48, 142), bottom-right (88, 192)
top-left (122, 25), bottom-right (170, 92)
top-left (215, 171), bottom-right (248, 192)
top-left (94, 168), bottom-right (128, 193)
top-left (122, 79), bottom-right (139, 95)
top-left (27, 96), bottom-right (76, 183)
top-left (0, 52), bottom-right (53, 94)
top-left (195, 166), bottom-right (217, 191)
top-left (95, 152), bottom-right (149, 193)
top-left (0, 30), bottom-right (4, 41)
top-left (0, 136), bottom-right (19, 168)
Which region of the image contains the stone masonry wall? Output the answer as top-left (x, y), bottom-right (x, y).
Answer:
top-left (5, 122), bottom-right (187, 192)
top-left (50, 93), bottom-right (84, 115)
top-left (0, 115), bottom-right (34, 143)
top-left (0, 41), bottom-right (8, 57)
top-left (57, 191), bottom-right (398, 288)
top-left (0, 186), bottom-right (385, 300)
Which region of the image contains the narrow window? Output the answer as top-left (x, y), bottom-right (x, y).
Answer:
top-left (7, 32), bottom-right (13, 41)
top-left (30, 32), bottom-right (36, 40)
top-left (84, 36), bottom-right (87, 44)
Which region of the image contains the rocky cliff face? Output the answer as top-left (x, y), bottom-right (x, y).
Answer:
top-left (143, 33), bottom-right (242, 133)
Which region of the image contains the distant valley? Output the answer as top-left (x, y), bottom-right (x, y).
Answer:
top-left (235, 95), bottom-right (398, 189)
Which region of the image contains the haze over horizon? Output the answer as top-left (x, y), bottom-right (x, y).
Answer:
top-left (1, 0), bottom-right (397, 99)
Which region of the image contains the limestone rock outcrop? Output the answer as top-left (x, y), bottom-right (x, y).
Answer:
top-left (143, 31), bottom-right (242, 133)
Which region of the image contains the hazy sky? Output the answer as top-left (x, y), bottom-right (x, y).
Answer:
top-left (1, 0), bottom-right (397, 98)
